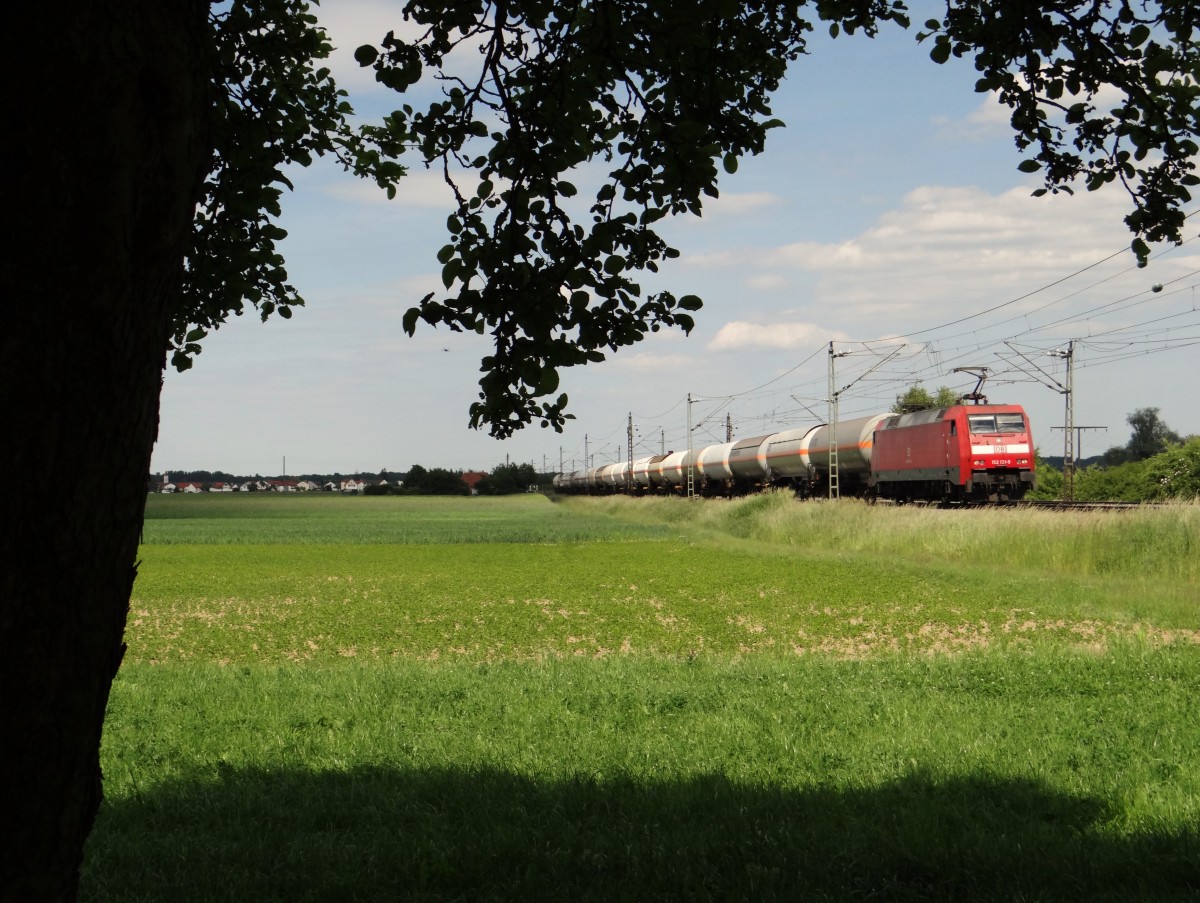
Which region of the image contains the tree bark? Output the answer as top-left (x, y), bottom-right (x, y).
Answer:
top-left (1, 3), bottom-right (210, 899)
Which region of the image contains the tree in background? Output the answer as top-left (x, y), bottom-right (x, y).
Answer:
top-left (1125, 407), bottom-right (1184, 461)
top-left (6, 2), bottom-right (1200, 898)
top-left (892, 385), bottom-right (960, 413)
top-left (424, 468), bottom-right (471, 495)
top-left (479, 462), bottom-right (540, 495)
top-left (400, 465), bottom-right (469, 495)
top-left (1101, 407), bottom-right (1184, 464)
top-left (402, 464), bottom-right (430, 492)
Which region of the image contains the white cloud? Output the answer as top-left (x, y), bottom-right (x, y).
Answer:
top-left (747, 274), bottom-right (790, 291)
top-left (705, 192), bottom-right (783, 215)
top-left (688, 183), bottom-right (1155, 331)
top-left (610, 352), bottom-right (698, 373)
top-left (708, 321), bottom-right (846, 351)
top-left (931, 95), bottom-right (1010, 142)
top-left (319, 167), bottom-right (480, 208)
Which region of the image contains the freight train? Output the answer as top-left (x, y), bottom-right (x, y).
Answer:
top-left (553, 403), bottom-right (1036, 504)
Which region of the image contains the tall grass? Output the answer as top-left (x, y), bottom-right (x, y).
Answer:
top-left (575, 491), bottom-right (1200, 583)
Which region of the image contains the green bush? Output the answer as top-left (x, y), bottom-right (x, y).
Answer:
top-left (1039, 439), bottom-right (1200, 502)
top-left (1028, 453), bottom-right (1063, 501)
top-left (1144, 437), bottom-right (1200, 500)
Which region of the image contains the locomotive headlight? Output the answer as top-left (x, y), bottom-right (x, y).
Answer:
top-left (1017, 458), bottom-right (1029, 464)
top-left (973, 459), bottom-right (986, 466)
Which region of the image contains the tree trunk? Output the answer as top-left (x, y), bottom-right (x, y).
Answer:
top-left (1, 3), bottom-right (210, 899)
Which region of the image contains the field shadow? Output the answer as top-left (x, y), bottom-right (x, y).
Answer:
top-left (84, 765), bottom-right (1198, 901)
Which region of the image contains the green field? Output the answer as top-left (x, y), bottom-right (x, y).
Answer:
top-left (83, 493), bottom-right (1200, 900)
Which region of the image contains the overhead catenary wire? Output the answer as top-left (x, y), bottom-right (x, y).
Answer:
top-left (559, 215), bottom-right (1198, 467)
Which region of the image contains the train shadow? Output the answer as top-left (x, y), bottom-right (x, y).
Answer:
top-left (84, 765), bottom-right (1198, 901)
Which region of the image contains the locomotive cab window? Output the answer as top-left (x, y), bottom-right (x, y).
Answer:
top-left (969, 413), bottom-right (1026, 435)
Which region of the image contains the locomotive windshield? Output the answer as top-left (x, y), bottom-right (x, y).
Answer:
top-left (968, 413), bottom-right (1026, 434)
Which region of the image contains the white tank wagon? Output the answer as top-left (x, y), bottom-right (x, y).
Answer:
top-left (695, 441), bottom-right (735, 487)
top-left (604, 461), bottom-right (632, 490)
top-left (659, 448), bottom-right (702, 489)
top-left (757, 425), bottom-right (823, 483)
top-left (724, 434), bottom-right (774, 493)
top-left (805, 413), bottom-right (895, 496)
top-left (652, 451), bottom-right (681, 487)
top-left (585, 464), bottom-right (606, 490)
top-left (657, 450), bottom-right (685, 487)
top-left (632, 454), bottom-right (667, 490)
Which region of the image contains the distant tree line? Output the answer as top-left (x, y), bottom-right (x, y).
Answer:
top-left (1098, 408), bottom-right (1184, 466)
top-left (156, 464), bottom-right (550, 496)
top-left (476, 462), bottom-right (539, 495)
top-left (387, 465), bottom-right (469, 496)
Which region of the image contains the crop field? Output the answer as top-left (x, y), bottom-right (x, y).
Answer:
top-left (83, 493), bottom-right (1200, 901)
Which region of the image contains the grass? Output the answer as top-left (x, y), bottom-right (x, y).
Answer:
top-left (129, 538), bottom-right (1193, 664)
top-left (142, 492), bottom-right (669, 545)
top-left (91, 653), bottom-right (1199, 901)
top-left (83, 493), bottom-right (1200, 900)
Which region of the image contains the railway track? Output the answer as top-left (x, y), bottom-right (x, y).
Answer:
top-left (1013, 499), bottom-right (1157, 511)
top-left (867, 497), bottom-right (1152, 510)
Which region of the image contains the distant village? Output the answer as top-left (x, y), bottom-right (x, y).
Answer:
top-left (152, 462), bottom-right (545, 497)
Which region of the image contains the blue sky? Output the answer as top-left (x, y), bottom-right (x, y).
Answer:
top-left (151, 2), bottom-right (1199, 477)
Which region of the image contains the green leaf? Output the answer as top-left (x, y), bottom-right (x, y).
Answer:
top-left (536, 367), bottom-right (560, 396)
top-left (442, 259), bottom-right (459, 288)
top-left (1017, 159), bottom-right (1041, 173)
top-left (402, 308), bottom-right (420, 336)
top-left (1131, 237), bottom-right (1150, 265)
top-left (353, 44), bottom-right (378, 66)
top-left (722, 153), bottom-right (738, 174)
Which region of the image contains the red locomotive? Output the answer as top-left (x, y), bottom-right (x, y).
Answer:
top-left (870, 404), bottom-right (1036, 503)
